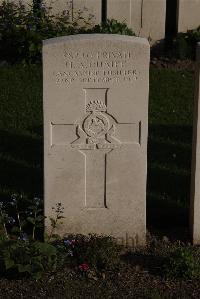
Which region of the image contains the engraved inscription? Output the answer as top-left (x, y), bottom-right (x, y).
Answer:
top-left (63, 50), bottom-right (131, 59)
top-left (51, 88), bottom-right (141, 209)
top-left (55, 50), bottom-right (139, 85)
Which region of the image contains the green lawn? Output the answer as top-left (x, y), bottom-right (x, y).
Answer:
top-left (0, 66), bottom-right (195, 232)
top-left (148, 69), bottom-right (194, 233)
top-left (0, 66), bottom-right (42, 199)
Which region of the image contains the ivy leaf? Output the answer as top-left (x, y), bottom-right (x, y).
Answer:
top-left (18, 264), bottom-right (32, 273)
top-left (5, 258), bottom-right (15, 270)
top-left (27, 217), bottom-right (35, 225)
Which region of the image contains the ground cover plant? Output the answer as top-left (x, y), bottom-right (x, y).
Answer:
top-left (165, 26), bottom-right (200, 60)
top-left (0, 195), bottom-right (120, 280)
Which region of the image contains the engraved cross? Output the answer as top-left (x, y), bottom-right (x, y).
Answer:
top-left (51, 88), bottom-right (141, 209)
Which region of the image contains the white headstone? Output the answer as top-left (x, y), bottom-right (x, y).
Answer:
top-left (177, 0), bottom-right (200, 33)
top-left (42, 0), bottom-right (72, 17)
top-left (72, 0), bottom-right (101, 25)
top-left (107, 0), bottom-right (166, 43)
top-left (43, 0), bottom-right (101, 25)
top-left (43, 34), bottom-right (149, 246)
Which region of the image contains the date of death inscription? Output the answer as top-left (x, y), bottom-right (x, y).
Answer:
top-left (55, 51), bottom-right (139, 85)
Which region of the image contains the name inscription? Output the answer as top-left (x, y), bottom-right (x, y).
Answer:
top-left (55, 51), bottom-right (139, 85)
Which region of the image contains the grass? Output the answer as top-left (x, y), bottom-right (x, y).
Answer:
top-left (0, 65), bottom-right (195, 235)
top-left (0, 65), bottom-right (42, 199)
top-left (148, 69), bottom-right (194, 235)
top-left (149, 69), bottom-right (193, 185)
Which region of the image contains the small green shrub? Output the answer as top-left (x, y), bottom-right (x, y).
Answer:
top-left (70, 234), bottom-right (120, 271)
top-left (0, 0), bottom-right (93, 64)
top-left (163, 247), bottom-right (200, 279)
top-left (174, 34), bottom-right (192, 60)
top-left (0, 194), bottom-right (44, 241)
top-left (48, 202), bottom-right (65, 242)
top-left (0, 198), bottom-right (65, 280)
top-left (173, 26), bottom-right (200, 60)
top-left (0, 1), bottom-right (135, 64)
top-left (0, 240), bottom-right (57, 279)
top-left (87, 19), bottom-right (135, 36)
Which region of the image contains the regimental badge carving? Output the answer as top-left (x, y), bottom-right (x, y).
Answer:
top-left (71, 99), bottom-right (121, 150)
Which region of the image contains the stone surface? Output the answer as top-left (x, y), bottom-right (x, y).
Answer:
top-left (43, 34), bottom-right (149, 246)
top-left (107, 0), bottom-right (166, 43)
top-left (107, 0), bottom-right (141, 35)
top-left (43, 0), bottom-right (72, 17)
top-left (177, 0), bottom-right (200, 33)
top-left (43, 0), bottom-right (101, 25)
top-left (72, 0), bottom-right (101, 25)
top-left (190, 42), bottom-right (200, 245)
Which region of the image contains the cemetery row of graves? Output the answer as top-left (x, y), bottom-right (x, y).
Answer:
top-left (1, 1), bottom-right (200, 298)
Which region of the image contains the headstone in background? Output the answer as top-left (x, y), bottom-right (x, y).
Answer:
top-left (190, 42), bottom-right (200, 245)
top-left (0, 0), bottom-right (33, 7)
top-left (107, 0), bottom-right (166, 43)
top-left (42, 0), bottom-right (72, 16)
top-left (177, 0), bottom-right (200, 33)
top-left (107, 0), bottom-right (142, 35)
top-left (73, 0), bottom-right (101, 25)
top-left (43, 34), bottom-right (149, 246)
top-left (1, 0), bottom-right (168, 43)
top-left (43, 0), bottom-right (101, 25)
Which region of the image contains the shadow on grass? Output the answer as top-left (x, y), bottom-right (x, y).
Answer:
top-left (0, 122), bottom-right (193, 239)
top-left (147, 124), bottom-right (193, 238)
top-left (0, 127), bottom-right (43, 200)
